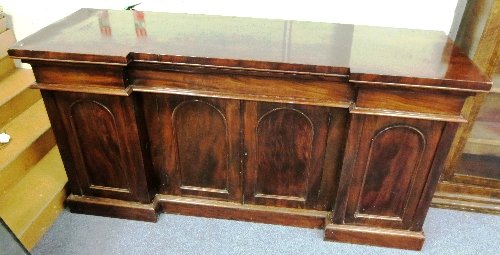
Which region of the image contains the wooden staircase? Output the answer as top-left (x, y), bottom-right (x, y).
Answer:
top-left (0, 18), bottom-right (67, 250)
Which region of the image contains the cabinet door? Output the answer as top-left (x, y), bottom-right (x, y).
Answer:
top-left (143, 94), bottom-right (241, 202)
top-left (44, 92), bottom-right (153, 203)
top-left (338, 115), bottom-right (445, 229)
top-left (243, 102), bottom-right (347, 210)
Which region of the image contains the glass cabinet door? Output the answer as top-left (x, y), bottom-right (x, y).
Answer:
top-left (433, 0), bottom-right (499, 214)
top-left (457, 74), bottom-right (500, 187)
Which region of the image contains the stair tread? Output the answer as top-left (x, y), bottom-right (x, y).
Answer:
top-left (0, 99), bottom-right (51, 170)
top-left (0, 147), bottom-right (67, 236)
top-left (0, 68), bottom-right (35, 107)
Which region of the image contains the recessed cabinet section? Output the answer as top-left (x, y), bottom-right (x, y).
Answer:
top-left (338, 115), bottom-right (445, 229)
top-left (143, 94), bottom-right (242, 202)
top-left (42, 91), bottom-right (153, 203)
top-left (243, 102), bottom-right (348, 210)
top-left (143, 94), bottom-right (348, 210)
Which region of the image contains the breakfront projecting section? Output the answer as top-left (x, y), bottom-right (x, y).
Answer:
top-left (41, 92), bottom-right (154, 203)
top-left (341, 116), bottom-right (445, 229)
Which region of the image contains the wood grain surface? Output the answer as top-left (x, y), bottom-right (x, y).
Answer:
top-left (8, 9), bottom-right (490, 91)
top-left (9, 8), bottom-right (493, 250)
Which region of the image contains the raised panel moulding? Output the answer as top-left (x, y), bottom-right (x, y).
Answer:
top-left (256, 108), bottom-right (314, 200)
top-left (172, 100), bottom-right (230, 193)
top-left (356, 125), bottom-right (426, 220)
top-left (69, 99), bottom-right (131, 191)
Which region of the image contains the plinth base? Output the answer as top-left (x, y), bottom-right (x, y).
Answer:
top-left (324, 217), bottom-right (425, 250)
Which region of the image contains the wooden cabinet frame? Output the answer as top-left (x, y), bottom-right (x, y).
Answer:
top-left (8, 9), bottom-right (491, 250)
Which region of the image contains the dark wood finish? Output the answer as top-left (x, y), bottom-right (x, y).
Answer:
top-left (42, 91), bottom-right (155, 203)
top-left (8, 9), bottom-right (489, 91)
top-left (8, 9), bottom-right (492, 250)
top-left (348, 26), bottom-right (490, 91)
top-left (66, 195), bottom-right (159, 222)
top-left (243, 102), bottom-right (347, 210)
top-left (143, 94), bottom-right (242, 202)
top-left (333, 115), bottom-right (445, 229)
top-left (130, 66), bottom-right (354, 108)
top-left (324, 218), bottom-right (425, 250)
top-left (355, 86), bottom-right (468, 117)
top-left (30, 61), bottom-right (128, 87)
top-left (158, 195), bottom-right (326, 228)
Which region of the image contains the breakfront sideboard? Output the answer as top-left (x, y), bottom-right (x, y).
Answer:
top-left (8, 9), bottom-right (491, 250)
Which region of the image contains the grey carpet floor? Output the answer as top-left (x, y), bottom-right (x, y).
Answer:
top-left (32, 208), bottom-right (499, 255)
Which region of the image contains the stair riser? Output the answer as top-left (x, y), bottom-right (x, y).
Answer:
top-left (0, 89), bottom-right (41, 127)
top-left (0, 56), bottom-right (15, 78)
top-left (0, 129), bottom-right (55, 195)
top-left (19, 189), bottom-right (66, 250)
top-left (0, 146), bottom-right (68, 251)
top-left (0, 26), bottom-right (66, 250)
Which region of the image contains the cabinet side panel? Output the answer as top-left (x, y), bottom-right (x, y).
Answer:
top-left (41, 91), bottom-right (82, 196)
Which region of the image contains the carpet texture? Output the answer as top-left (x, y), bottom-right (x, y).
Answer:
top-left (32, 208), bottom-right (499, 255)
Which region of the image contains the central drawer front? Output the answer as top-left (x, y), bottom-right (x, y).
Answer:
top-left (130, 67), bottom-right (355, 108)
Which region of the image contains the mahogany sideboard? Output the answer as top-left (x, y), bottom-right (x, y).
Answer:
top-left (8, 9), bottom-right (491, 250)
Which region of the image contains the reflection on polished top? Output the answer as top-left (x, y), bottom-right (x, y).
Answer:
top-left (8, 8), bottom-right (490, 91)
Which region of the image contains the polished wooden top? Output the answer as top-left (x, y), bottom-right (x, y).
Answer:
top-left (8, 8), bottom-right (491, 91)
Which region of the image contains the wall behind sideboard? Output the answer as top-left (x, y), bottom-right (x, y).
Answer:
top-left (3, 0), bottom-right (465, 42)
